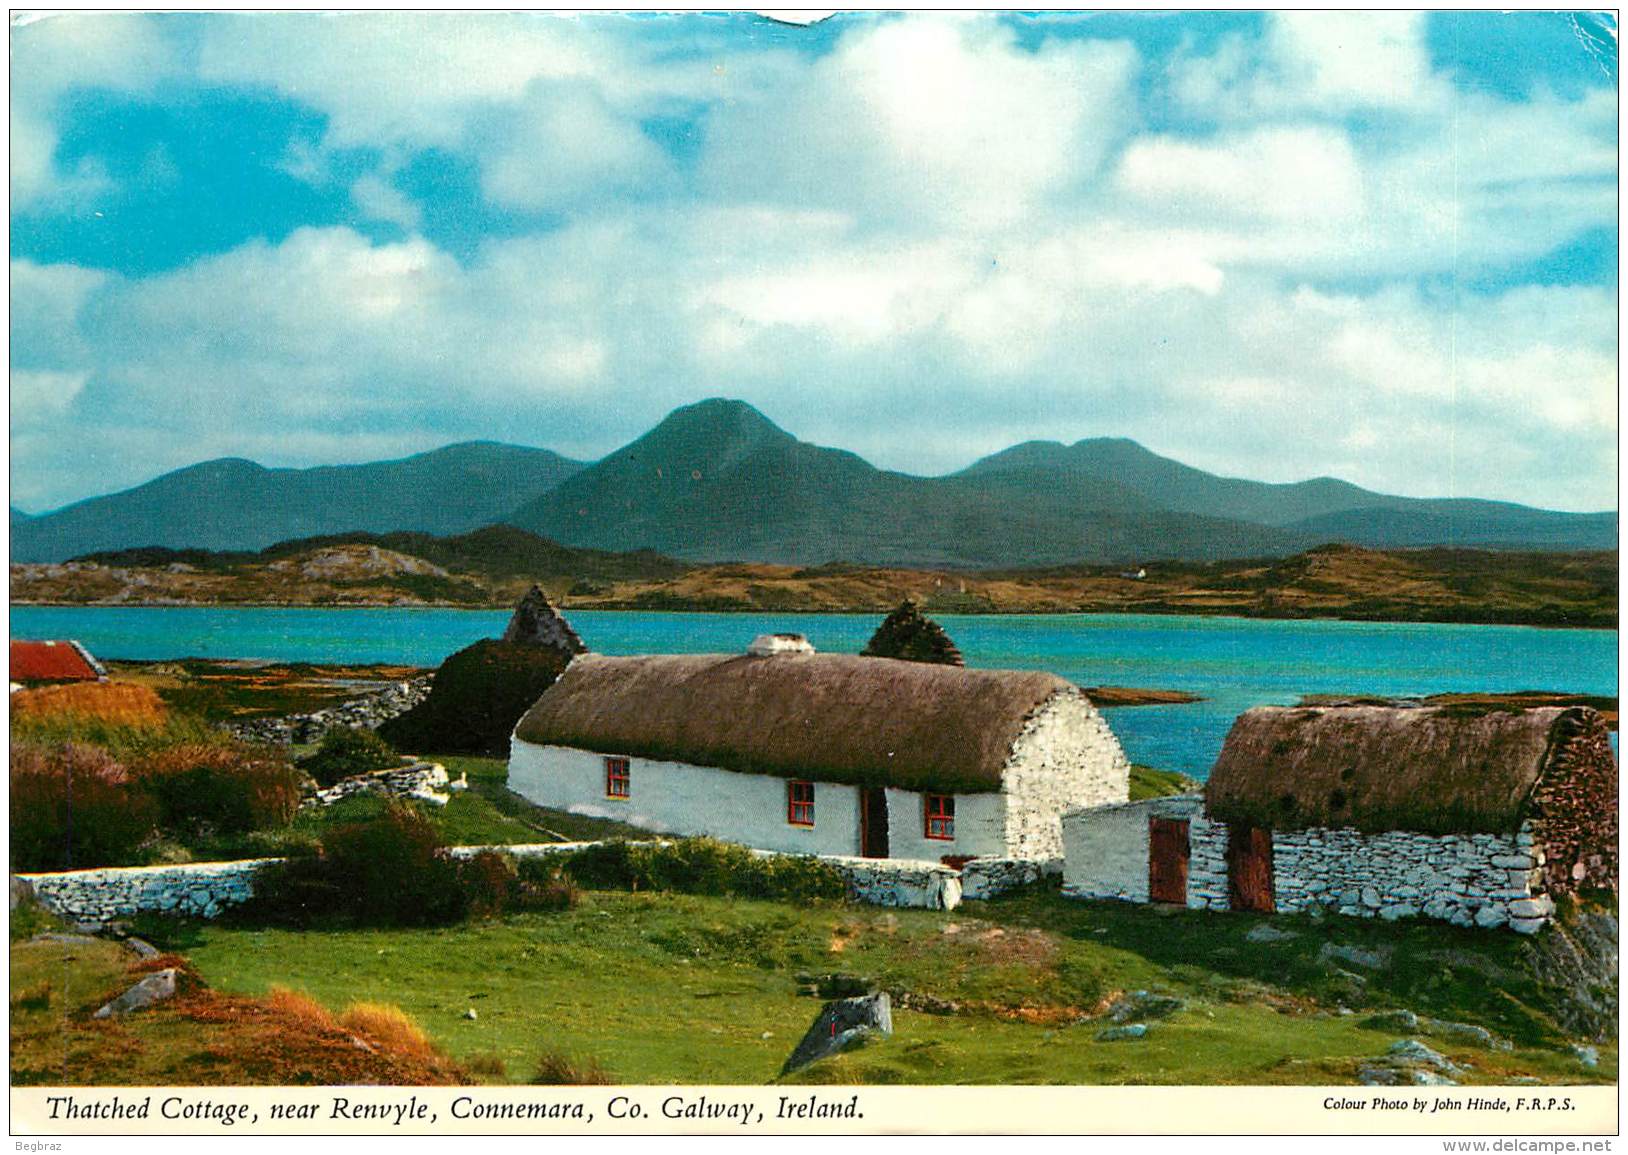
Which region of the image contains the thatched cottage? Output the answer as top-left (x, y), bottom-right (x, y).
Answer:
top-left (1062, 704), bottom-right (1616, 933)
top-left (509, 636), bottom-right (1129, 860)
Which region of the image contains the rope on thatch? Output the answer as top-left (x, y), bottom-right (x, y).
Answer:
top-left (860, 599), bottom-right (964, 666)
top-left (1205, 704), bottom-right (1606, 835)
top-left (514, 652), bottom-right (1081, 793)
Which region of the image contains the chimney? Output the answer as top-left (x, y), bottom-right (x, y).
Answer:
top-left (747, 633), bottom-right (815, 657)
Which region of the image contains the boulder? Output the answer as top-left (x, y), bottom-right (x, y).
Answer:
top-left (1245, 924), bottom-right (1298, 944)
top-left (781, 993), bottom-right (893, 1076)
top-left (1386, 1039), bottom-right (1459, 1073)
top-left (1360, 1009), bottom-right (1419, 1032)
top-left (1105, 991), bottom-right (1184, 1023)
top-left (10, 875), bottom-right (36, 912)
top-left (1095, 1024), bottom-right (1148, 1042)
top-left (1318, 942), bottom-right (1391, 971)
top-left (94, 969), bottom-right (179, 1019)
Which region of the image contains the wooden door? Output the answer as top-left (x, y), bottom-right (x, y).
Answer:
top-left (1148, 817), bottom-right (1190, 905)
top-left (859, 788), bottom-right (890, 858)
top-left (1227, 822), bottom-right (1275, 913)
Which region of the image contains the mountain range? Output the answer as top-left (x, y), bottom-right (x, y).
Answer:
top-left (11, 399), bottom-right (1617, 566)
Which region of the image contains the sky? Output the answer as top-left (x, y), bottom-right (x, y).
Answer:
top-left (8, 10), bottom-right (1620, 514)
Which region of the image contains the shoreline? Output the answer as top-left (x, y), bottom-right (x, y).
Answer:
top-left (10, 599), bottom-right (1616, 631)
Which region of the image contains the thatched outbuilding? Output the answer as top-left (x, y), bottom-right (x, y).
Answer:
top-left (861, 600), bottom-right (964, 666)
top-left (509, 636), bottom-right (1129, 860)
top-left (1063, 703), bottom-right (1616, 933)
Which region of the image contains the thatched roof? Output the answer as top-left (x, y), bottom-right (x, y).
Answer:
top-left (1206, 704), bottom-right (1604, 834)
top-left (514, 652), bottom-right (1080, 793)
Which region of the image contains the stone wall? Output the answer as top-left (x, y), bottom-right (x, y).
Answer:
top-left (17, 841), bottom-right (972, 922)
top-left (961, 856), bottom-right (1061, 901)
top-left (229, 675), bottom-right (432, 746)
top-left (1000, 689), bottom-right (1130, 859)
top-left (305, 761), bottom-right (461, 809)
top-left (1257, 822), bottom-right (1551, 933)
top-left (17, 859), bottom-right (275, 925)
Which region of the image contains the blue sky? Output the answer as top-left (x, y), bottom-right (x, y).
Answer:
top-left (10, 11), bottom-right (1619, 513)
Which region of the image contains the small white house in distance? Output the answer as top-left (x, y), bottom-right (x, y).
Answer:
top-left (508, 636), bottom-right (1130, 861)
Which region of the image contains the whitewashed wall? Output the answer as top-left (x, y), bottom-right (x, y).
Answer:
top-left (1002, 690), bottom-right (1131, 858)
top-left (884, 787), bottom-right (1005, 862)
top-left (1061, 795), bottom-right (1203, 902)
top-left (509, 742), bottom-right (869, 856)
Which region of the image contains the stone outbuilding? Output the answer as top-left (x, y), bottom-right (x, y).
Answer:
top-left (1062, 704), bottom-right (1617, 933)
top-left (509, 636), bottom-right (1129, 861)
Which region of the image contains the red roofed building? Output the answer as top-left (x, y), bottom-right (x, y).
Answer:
top-left (11, 639), bottom-right (107, 685)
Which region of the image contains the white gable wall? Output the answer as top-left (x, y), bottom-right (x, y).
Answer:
top-left (1002, 690), bottom-right (1131, 858)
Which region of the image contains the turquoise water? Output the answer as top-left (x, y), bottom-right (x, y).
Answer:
top-left (10, 606), bottom-right (1617, 779)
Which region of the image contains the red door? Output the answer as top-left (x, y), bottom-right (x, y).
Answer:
top-left (1227, 823), bottom-right (1275, 913)
top-left (1148, 817), bottom-right (1190, 905)
top-left (859, 788), bottom-right (889, 858)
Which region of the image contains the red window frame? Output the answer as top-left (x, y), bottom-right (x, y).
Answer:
top-left (924, 794), bottom-right (955, 840)
top-left (604, 756), bottom-right (630, 799)
top-left (787, 780), bottom-right (815, 826)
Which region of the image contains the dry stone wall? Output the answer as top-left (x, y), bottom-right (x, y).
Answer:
top-left (229, 675), bottom-right (432, 746)
top-left (17, 860), bottom-right (275, 925)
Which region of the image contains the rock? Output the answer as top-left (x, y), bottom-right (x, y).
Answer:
top-left (1318, 942), bottom-right (1391, 971)
top-left (94, 969), bottom-right (179, 1019)
top-left (1246, 924), bottom-right (1298, 944)
top-left (1509, 896), bottom-right (1555, 919)
top-left (1357, 1065), bottom-right (1406, 1086)
top-left (1474, 906), bottom-right (1509, 930)
top-left (28, 933), bottom-right (104, 949)
top-left (125, 937), bottom-right (161, 960)
top-left (464, 1008), bottom-right (478, 1021)
top-left (11, 875), bottom-right (36, 912)
top-left (1569, 1044), bottom-right (1599, 1068)
top-left (1105, 992), bottom-right (1184, 1023)
top-left (1379, 904), bottom-right (1419, 922)
top-left (781, 993), bottom-right (893, 1075)
top-left (1386, 1040), bottom-right (1459, 1073)
top-left (1361, 1010), bottom-right (1419, 1032)
top-left (1095, 1024), bottom-right (1148, 1042)
top-left (1422, 1018), bottom-right (1507, 1051)
top-left (1510, 917), bottom-right (1547, 935)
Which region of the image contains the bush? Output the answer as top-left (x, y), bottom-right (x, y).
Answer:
top-left (558, 838), bottom-right (848, 904)
top-left (10, 742), bottom-right (160, 871)
top-left (339, 1003), bottom-right (438, 1059)
top-left (531, 1052), bottom-right (615, 1085)
top-left (243, 803), bottom-right (470, 928)
top-left (135, 742), bottom-right (304, 837)
top-left (513, 858), bottom-right (582, 912)
top-left (377, 640), bottom-right (571, 756)
top-left (460, 850), bottom-right (518, 920)
top-left (298, 727), bottom-right (401, 788)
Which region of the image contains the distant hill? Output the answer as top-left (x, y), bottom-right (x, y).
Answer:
top-left (11, 399), bottom-right (1615, 567)
top-left (959, 437), bottom-right (1618, 551)
top-left (12, 443), bottom-right (583, 562)
top-left (504, 399), bottom-right (1306, 567)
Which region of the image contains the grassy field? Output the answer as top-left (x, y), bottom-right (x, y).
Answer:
top-left (134, 888), bottom-right (1610, 1087)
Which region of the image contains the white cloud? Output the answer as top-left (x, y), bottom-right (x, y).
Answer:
top-left (10, 13), bottom-right (179, 209)
top-left (702, 16), bottom-right (1139, 229)
top-left (349, 172), bottom-right (422, 230)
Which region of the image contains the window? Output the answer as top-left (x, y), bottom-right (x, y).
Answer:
top-left (925, 794), bottom-right (955, 840)
top-left (605, 756), bottom-right (630, 799)
top-left (787, 780), bottom-right (815, 826)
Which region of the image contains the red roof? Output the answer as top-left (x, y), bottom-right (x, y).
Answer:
top-left (11, 639), bottom-right (104, 683)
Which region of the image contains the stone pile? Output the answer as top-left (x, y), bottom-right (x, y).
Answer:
top-left (302, 761), bottom-right (465, 809)
top-left (229, 675), bottom-right (433, 746)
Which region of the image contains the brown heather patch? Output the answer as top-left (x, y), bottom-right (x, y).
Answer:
top-left (11, 682), bottom-right (168, 727)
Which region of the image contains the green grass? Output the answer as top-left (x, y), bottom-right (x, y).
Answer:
top-left (168, 889), bottom-right (1614, 1086)
top-left (1127, 765), bottom-right (1199, 801)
